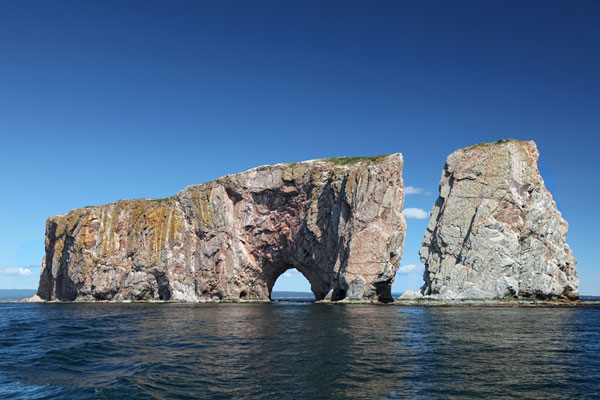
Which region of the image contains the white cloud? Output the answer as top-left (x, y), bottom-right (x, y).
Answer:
top-left (404, 207), bottom-right (429, 219)
top-left (397, 264), bottom-right (425, 275)
top-left (0, 268), bottom-right (33, 277)
top-left (405, 186), bottom-right (423, 195)
top-left (283, 271), bottom-right (295, 278)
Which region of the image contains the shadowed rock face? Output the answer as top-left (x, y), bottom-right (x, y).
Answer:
top-left (37, 154), bottom-right (406, 302)
top-left (419, 140), bottom-right (578, 301)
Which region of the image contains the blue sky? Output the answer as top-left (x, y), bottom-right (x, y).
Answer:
top-left (0, 1), bottom-right (598, 294)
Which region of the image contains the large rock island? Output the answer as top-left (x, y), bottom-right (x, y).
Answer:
top-left (37, 154), bottom-right (407, 302)
top-left (418, 140), bottom-right (578, 301)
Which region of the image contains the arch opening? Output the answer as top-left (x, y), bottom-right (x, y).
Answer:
top-left (269, 267), bottom-right (317, 302)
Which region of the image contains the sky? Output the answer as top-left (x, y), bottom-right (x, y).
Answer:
top-left (0, 1), bottom-right (598, 295)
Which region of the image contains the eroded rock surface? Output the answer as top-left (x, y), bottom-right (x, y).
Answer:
top-left (38, 155), bottom-right (406, 302)
top-left (419, 140), bottom-right (578, 301)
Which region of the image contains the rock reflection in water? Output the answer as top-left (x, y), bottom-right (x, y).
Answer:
top-left (131, 304), bottom-right (412, 399)
top-left (1, 303), bottom-right (598, 399)
top-left (394, 307), bottom-right (594, 399)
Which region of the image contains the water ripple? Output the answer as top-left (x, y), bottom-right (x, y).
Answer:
top-left (0, 303), bottom-right (598, 399)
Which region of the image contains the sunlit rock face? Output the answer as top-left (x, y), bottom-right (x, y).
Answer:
top-left (419, 140), bottom-right (578, 301)
top-left (37, 154), bottom-right (406, 302)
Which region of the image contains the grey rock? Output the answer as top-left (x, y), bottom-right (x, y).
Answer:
top-left (419, 140), bottom-right (578, 301)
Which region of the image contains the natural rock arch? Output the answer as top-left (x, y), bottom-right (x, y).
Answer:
top-left (264, 265), bottom-right (329, 301)
top-left (38, 155), bottom-right (407, 302)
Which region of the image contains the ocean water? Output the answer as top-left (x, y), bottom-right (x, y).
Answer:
top-left (1, 302), bottom-right (599, 399)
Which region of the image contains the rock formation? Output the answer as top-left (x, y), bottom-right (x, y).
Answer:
top-left (37, 154), bottom-right (406, 302)
top-left (418, 140), bottom-right (578, 301)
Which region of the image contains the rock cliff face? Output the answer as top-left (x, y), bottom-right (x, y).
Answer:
top-left (419, 140), bottom-right (578, 301)
top-left (38, 154), bottom-right (406, 302)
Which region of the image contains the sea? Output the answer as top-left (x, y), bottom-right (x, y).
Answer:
top-left (1, 290), bottom-right (599, 399)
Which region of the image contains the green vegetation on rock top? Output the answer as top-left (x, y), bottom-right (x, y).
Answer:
top-left (77, 155), bottom-right (390, 211)
top-left (466, 138), bottom-right (520, 149)
top-left (153, 197), bottom-right (173, 203)
top-left (322, 154), bottom-right (389, 165)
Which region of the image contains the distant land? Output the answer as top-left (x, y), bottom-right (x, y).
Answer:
top-left (580, 296), bottom-right (600, 302)
top-left (271, 291), bottom-right (316, 301)
top-left (0, 289), bottom-right (37, 301)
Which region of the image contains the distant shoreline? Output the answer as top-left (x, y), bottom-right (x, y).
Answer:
top-left (4, 298), bottom-right (600, 308)
top-left (2, 290), bottom-right (599, 307)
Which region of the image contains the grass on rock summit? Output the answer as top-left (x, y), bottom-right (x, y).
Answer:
top-left (323, 154), bottom-right (389, 165)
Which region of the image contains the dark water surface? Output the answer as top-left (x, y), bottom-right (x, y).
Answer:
top-left (1, 303), bottom-right (599, 399)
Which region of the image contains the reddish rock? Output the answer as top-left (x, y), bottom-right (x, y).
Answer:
top-left (38, 155), bottom-right (407, 302)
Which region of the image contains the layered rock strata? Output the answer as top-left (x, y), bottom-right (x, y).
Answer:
top-left (418, 140), bottom-right (578, 301)
top-left (37, 155), bottom-right (406, 302)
